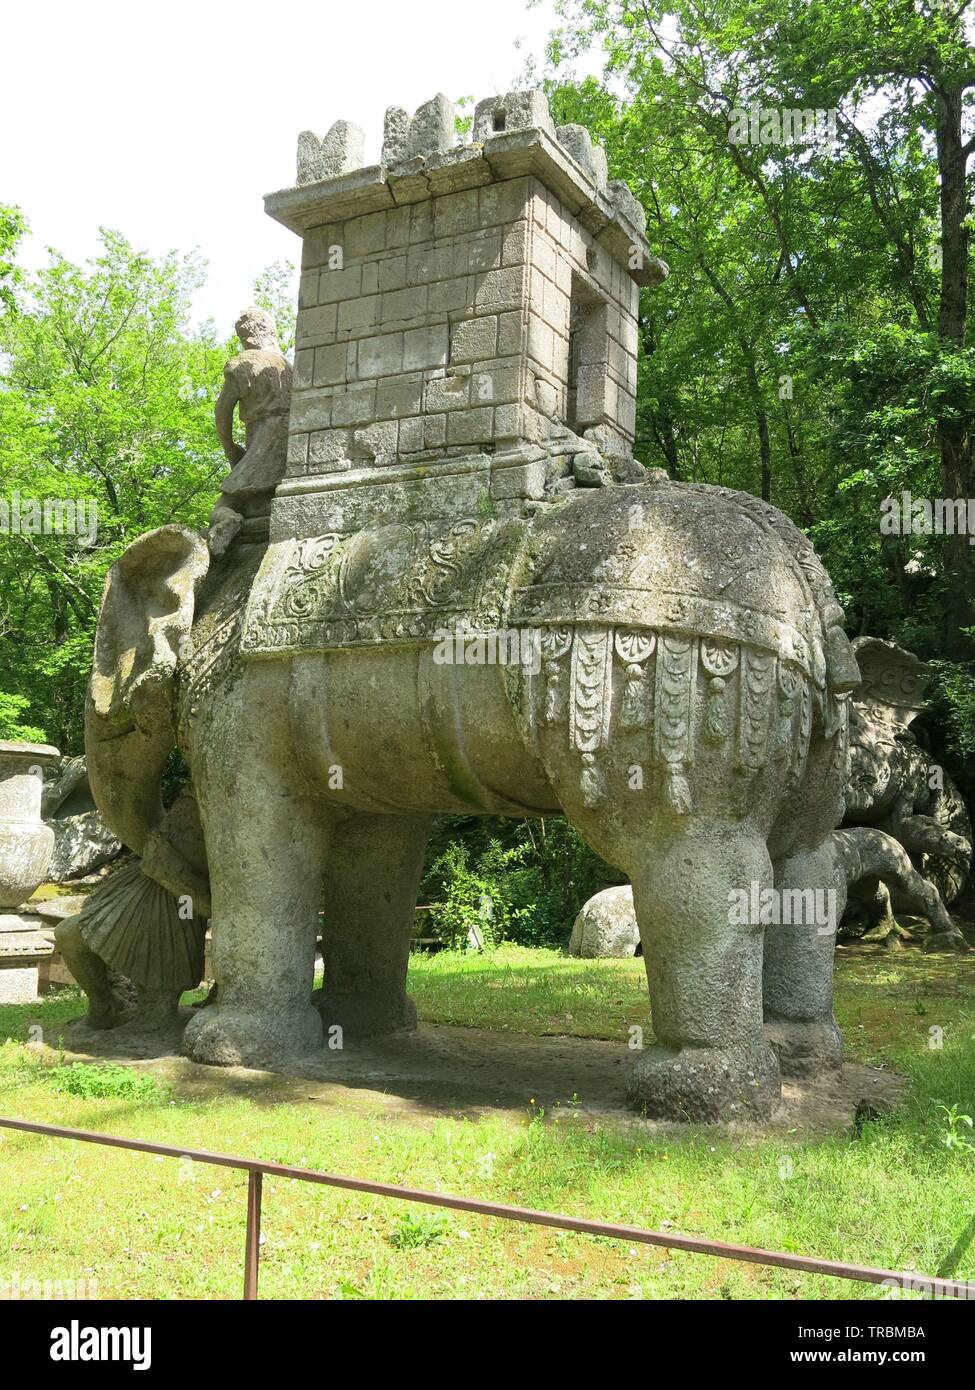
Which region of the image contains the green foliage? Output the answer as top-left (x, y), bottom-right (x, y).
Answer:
top-left (0, 229), bottom-right (228, 750)
top-left (252, 260), bottom-right (297, 356)
top-left (387, 1212), bottom-right (449, 1249)
top-left (453, 96), bottom-right (475, 139)
top-left (422, 838), bottom-right (520, 948)
top-left (938, 1103), bottom-right (975, 1158)
top-left (0, 691), bottom-right (47, 743)
top-left (48, 1061), bottom-right (165, 1101)
top-left (0, 204), bottom-right (26, 315)
top-left (538, 0), bottom-right (975, 788)
top-left (928, 659), bottom-right (975, 762)
top-left (421, 816), bottom-right (618, 949)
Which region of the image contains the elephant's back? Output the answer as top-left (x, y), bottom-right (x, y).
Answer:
top-left (509, 481), bottom-right (828, 687)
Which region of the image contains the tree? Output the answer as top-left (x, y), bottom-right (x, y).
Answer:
top-left (542, 0), bottom-right (975, 752)
top-left (252, 260), bottom-right (297, 356)
top-left (0, 204), bottom-right (26, 316)
top-left (733, 0), bottom-right (975, 654)
top-left (0, 230), bottom-right (228, 749)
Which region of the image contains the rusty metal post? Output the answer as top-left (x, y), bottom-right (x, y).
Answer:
top-left (244, 1170), bottom-right (262, 1300)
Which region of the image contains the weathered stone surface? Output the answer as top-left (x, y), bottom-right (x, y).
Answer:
top-left (279, 90), bottom-right (659, 505)
top-left (297, 121), bottom-right (366, 185)
top-left (0, 911), bottom-right (51, 953)
top-left (0, 742), bottom-right (59, 907)
top-left (569, 885), bottom-right (640, 957)
top-left (407, 95), bottom-right (455, 159)
top-left (382, 106), bottom-right (411, 165)
top-left (607, 179), bottom-right (647, 235)
top-left (48, 809), bottom-right (121, 881)
top-left (556, 124), bottom-right (608, 189)
top-left (55, 795), bottom-right (211, 1032)
top-left (209, 308), bottom-right (292, 553)
top-left (0, 962), bottom-right (40, 1004)
top-left (841, 637), bottom-right (971, 948)
top-left (473, 90), bottom-right (554, 142)
top-left (534, 378), bottom-right (558, 417)
top-left (34, 895), bottom-right (88, 923)
top-left (0, 744), bottom-right (59, 1002)
top-left (43, 755), bottom-right (122, 881)
top-left (92, 467), bottom-right (861, 1121)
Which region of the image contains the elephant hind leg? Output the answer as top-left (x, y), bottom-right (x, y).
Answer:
top-left (622, 821), bottom-right (780, 1122)
top-left (764, 837), bottom-right (846, 1079)
top-left (316, 811), bottom-right (432, 1038)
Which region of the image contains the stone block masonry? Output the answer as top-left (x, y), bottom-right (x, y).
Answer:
top-left (264, 89), bottom-right (668, 536)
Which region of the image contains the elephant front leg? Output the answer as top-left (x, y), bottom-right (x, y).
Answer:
top-left (625, 824), bottom-right (780, 1122)
top-left (182, 752), bottom-right (326, 1068)
top-left (764, 838), bottom-right (845, 1078)
top-left (317, 812), bottom-right (432, 1038)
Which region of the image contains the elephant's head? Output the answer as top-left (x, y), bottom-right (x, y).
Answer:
top-left (90, 525), bottom-right (210, 733)
top-left (87, 525), bottom-right (209, 856)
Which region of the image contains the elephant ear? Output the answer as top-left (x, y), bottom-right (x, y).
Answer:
top-left (90, 526), bottom-right (210, 729)
top-left (86, 526), bottom-right (209, 858)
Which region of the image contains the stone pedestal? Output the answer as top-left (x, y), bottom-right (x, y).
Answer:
top-left (0, 912), bottom-right (54, 1002)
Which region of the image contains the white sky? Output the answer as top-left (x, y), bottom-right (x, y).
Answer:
top-left (2, 0), bottom-right (586, 332)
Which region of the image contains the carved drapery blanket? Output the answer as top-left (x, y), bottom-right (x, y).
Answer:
top-left (241, 518), bottom-right (525, 653)
top-left (235, 483), bottom-right (849, 809)
top-left (242, 487), bottom-right (824, 668)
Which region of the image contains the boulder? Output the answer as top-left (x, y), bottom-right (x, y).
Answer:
top-left (569, 885), bottom-right (640, 958)
top-left (43, 755), bottom-right (122, 882)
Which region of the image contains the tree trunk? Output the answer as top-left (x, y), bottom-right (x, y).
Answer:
top-left (936, 85), bottom-right (974, 657)
top-left (743, 354), bottom-right (771, 501)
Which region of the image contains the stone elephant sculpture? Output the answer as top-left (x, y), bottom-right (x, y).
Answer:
top-left (84, 476), bottom-right (863, 1121)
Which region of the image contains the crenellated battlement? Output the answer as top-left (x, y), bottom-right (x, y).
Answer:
top-left (281, 91), bottom-right (653, 255)
top-left (264, 89), bottom-right (669, 541)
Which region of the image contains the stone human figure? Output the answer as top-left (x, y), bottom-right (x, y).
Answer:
top-left (208, 306), bottom-right (292, 555)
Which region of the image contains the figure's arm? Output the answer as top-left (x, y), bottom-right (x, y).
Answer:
top-left (215, 370), bottom-right (245, 466)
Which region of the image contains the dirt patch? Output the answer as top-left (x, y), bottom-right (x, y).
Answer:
top-left (55, 1012), bottom-right (906, 1136)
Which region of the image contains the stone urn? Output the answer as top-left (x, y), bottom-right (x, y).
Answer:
top-left (0, 741), bottom-right (61, 907)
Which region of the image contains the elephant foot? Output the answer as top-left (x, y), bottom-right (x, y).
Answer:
top-left (78, 973), bottom-right (138, 1031)
top-left (764, 1017), bottom-right (843, 1079)
top-left (924, 929), bottom-right (971, 953)
top-left (625, 1041), bottom-right (780, 1123)
top-left (132, 988), bottom-right (182, 1028)
top-left (182, 1003), bottom-right (323, 1067)
top-left (314, 989), bottom-right (417, 1039)
top-left (84, 995), bottom-right (135, 1032)
top-left (104, 990), bottom-right (183, 1043)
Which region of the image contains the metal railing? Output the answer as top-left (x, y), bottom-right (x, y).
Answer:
top-left (1, 1115), bottom-right (972, 1301)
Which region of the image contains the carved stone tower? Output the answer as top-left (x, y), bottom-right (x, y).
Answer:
top-left (262, 90), bottom-right (667, 541)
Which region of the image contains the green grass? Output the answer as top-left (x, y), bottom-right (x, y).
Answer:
top-left (409, 944), bottom-right (648, 1037)
top-left (0, 943), bottom-right (973, 1300)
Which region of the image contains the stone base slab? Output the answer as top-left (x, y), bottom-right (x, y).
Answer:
top-left (0, 912), bottom-right (54, 1004)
